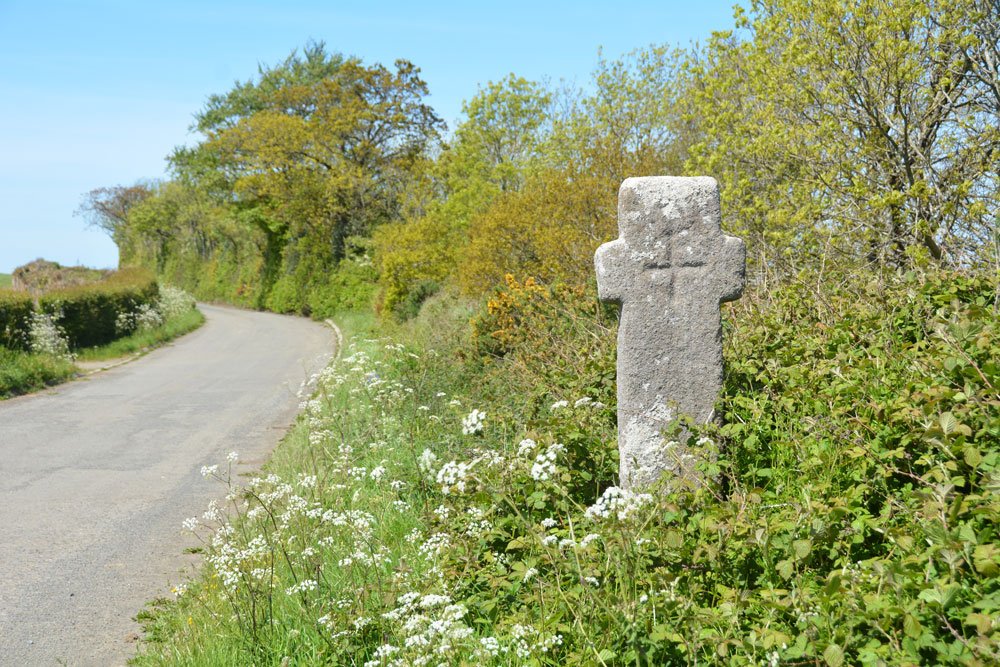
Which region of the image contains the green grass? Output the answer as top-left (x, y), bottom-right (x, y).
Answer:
top-left (0, 273), bottom-right (12, 287)
top-left (75, 308), bottom-right (205, 362)
top-left (0, 346), bottom-right (77, 399)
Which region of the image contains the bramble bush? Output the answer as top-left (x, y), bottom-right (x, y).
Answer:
top-left (135, 267), bottom-right (999, 666)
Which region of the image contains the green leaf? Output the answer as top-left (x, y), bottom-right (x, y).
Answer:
top-left (793, 539), bottom-right (812, 560)
top-left (940, 412), bottom-right (957, 434)
top-left (964, 447), bottom-right (982, 467)
top-left (665, 530), bottom-right (683, 548)
top-left (903, 613), bottom-right (923, 638)
top-left (823, 643), bottom-right (844, 667)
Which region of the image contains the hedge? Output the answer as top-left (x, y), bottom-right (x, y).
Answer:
top-left (0, 288), bottom-right (33, 350)
top-left (39, 268), bottom-right (159, 349)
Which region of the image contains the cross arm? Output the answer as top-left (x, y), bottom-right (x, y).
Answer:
top-left (715, 235), bottom-right (746, 303)
top-left (594, 238), bottom-right (633, 305)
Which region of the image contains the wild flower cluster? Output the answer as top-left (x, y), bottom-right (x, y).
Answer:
top-left (160, 337), bottom-right (596, 666)
top-left (116, 285), bottom-right (194, 335)
top-left (27, 311), bottom-right (73, 359)
top-left (156, 285), bottom-right (197, 320)
top-left (116, 303), bottom-right (163, 334)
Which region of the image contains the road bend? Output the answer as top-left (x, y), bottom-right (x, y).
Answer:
top-left (0, 304), bottom-right (335, 666)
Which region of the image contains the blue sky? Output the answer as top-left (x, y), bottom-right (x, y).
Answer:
top-left (0, 0), bottom-right (738, 273)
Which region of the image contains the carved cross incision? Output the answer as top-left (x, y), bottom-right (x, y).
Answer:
top-left (595, 176), bottom-right (746, 489)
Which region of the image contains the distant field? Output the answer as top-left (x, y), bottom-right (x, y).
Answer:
top-left (0, 273), bottom-right (11, 288)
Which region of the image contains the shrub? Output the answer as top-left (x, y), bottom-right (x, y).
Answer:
top-left (469, 275), bottom-right (617, 414)
top-left (373, 212), bottom-right (463, 315)
top-left (266, 274), bottom-right (306, 315)
top-left (458, 166), bottom-right (615, 296)
top-left (0, 288), bottom-right (33, 350)
top-left (38, 267), bottom-right (158, 349)
top-left (393, 279), bottom-right (440, 321)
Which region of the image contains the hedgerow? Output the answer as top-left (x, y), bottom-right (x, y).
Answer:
top-left (39, 267), bottom-right (159, 349)
top-left (0, 288), bottom-right (33, 350)
top-left (0, 281), bottom-right (201, 398)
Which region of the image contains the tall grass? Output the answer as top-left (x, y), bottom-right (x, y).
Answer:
top-left (0, 273), bottom-right (12, 288)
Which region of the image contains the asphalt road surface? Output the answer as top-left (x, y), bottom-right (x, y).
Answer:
top-left (0, 304), bottom-right (336, 666)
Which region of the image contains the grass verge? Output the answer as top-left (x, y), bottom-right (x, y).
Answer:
top-left (0, 346), bottom-right (78, 399)
top-left (0, 306), bottom-right (205, 399)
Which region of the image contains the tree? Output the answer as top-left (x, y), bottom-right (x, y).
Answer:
top-left (76, 183), bottom-right (154, 251)
top-left (373, 75), bottom-right (552, 313)
top-left (683, 0), bottom-right (1000, 272)
top-left (206, 58), bottom-right (443, 277)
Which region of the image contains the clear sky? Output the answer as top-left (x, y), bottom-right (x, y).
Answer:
top-left (0, 0), bottom-right (738, 273)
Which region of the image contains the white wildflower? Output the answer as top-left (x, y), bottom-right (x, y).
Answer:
top-left (517, 438), bottom-right (537, 456)
top-left (418, 448), bottom-right (438, 476)
top-left (285, 579), bottom-right (318, 596)
top-left (584, 486), bottom-right (655, 522)
top-left (461, 409), bottom-right (486, 435)
top-left (436, 460), bottom-right (472, 495)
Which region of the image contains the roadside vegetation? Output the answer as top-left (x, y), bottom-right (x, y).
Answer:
top-left (134, 268), bottom-right (999, 666)
top-left (0, 272), bottom-right (202, 398)
top-left (67, 0), bottom-right (1000, 664)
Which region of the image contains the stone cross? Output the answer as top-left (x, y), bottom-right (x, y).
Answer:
top-left (595, 176), bottom-right (745, 489)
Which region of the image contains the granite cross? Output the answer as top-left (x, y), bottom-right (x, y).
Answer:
top-left (595, 176), bottom-right (746, 489)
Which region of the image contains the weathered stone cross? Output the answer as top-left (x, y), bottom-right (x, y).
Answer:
top-left (595, 176), bottom-right (746, 489)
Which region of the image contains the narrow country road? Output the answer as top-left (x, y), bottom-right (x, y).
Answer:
top-left (0, 304), bottom-right (336, 666)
